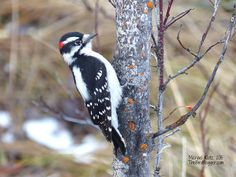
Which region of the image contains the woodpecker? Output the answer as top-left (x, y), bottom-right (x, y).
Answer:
top-left (58, 32), bottom-right (126, 155)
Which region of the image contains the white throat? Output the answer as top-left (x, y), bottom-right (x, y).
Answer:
top-left (62, 41), bottom-right (92, 65)
top-left (62, 46), bottom-right (80, 65)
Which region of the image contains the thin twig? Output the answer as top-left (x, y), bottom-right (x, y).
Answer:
top-left (164, 128), bottom-right (180, 139)
top-left (201, 40), bottom-right (224, 57)
top-left (165, 8), bottom-right (193, 30)
top-left (33, 98), bottom-right (98, 129)
top-left (108, 0), bottom-right (116, 8)
top-left (164, 1), bottom-right (221, 86)
top-left (63, 116), bottom-right (99, 129)
top-left (163, 106), bottom-right (190, 122)
top-left (163, 0), bottom-right (174, 26)
top-left (197, 0), bottom-right (220, 53)
top-left (151, 33), bottom-right (158, 55)
top-left (177, 25), bottom-right (199, 58)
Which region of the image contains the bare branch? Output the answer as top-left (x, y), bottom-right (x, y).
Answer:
top-left (155, 143), bottom-right (171, 156)
top-left (164, 1), bottom-right (220, 88)
top-left (165, 8), bottom-right (193, 30)
top-left (164, 32), bottom-right (222, 87)
top-left (164, 27), bottom-right (223, 87)
top-left (153, 9), bottom-right (236, 138)
top-left (197, 0), bottom-right (220, 53)
top-left (163, 0), bottom-right (174, 26)
top-left (163, 128), bottom-right (180, 139)
top-left (201, 40), bottom-right (224, 57)
top-left (154, 0), bottom-right (165, 176)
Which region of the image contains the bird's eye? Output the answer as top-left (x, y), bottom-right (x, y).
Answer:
top-left (75, 40), bottom-right (81, 45)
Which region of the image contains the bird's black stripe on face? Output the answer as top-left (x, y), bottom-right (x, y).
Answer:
top-left (59, 32), bottom-right (83, 54)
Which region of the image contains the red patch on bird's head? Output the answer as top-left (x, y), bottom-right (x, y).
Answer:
top-left (58, 41), bottom-right (64, 49)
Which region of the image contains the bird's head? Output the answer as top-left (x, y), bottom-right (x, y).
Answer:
top-left (58, 32), bottom-right (97, 64)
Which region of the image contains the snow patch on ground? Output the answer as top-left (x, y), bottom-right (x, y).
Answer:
top-left (61, 135), bottom-right (107, 164)
top-left (2, 131), bottom-right (15, 143)
top-left (0, 111), bottom-right (14, 143)
top-left (23, 117), bottom-right (74, 151)
top-left (0, 111), bottom-right (11, 128)
top-left (23, 117), bottom-right (107, 163)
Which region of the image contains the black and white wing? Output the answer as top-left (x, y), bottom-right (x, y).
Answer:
top-left (72, 56), bottom-right (112, 142)
top-left (85, 67), bottom-right (112, 142)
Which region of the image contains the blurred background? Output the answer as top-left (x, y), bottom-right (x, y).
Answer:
top-left (0, 0), bottom-right (235, 177)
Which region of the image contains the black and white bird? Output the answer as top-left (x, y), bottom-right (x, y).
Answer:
top-left (58, 32), bottom-right (126, 155)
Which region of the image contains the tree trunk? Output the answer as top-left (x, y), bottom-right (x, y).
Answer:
top-left (112, 1), bottom-right (152, 176)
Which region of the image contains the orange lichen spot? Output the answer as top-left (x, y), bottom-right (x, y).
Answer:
top-left (122, 156), bottom-right (129, 164)
top-left (128, 64), bottom-right (135, 69)
top-left (140, 72), bottom-right (144, 76)
top-left (185, 105), bottom-right (193, 111)
top-left (146, 1), bottom-right (154, 9)
top-left (127, 98), bottom-right (134, 105)
top-left (144, 10), bottom-right (148, 14)
top-left (140, 143), bottom-right (148, 151)
top-left (128, 121), bottom-right (136, 131)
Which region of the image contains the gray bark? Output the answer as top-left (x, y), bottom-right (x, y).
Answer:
top-left (112, 0), bottom-right (152, 176)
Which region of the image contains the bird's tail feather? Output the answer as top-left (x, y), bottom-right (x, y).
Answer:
top-left (112, 127), bottom-right (126, 156)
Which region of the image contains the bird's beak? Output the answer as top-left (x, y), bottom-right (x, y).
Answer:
top-left (83, 34), bottom-right (97, 44)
